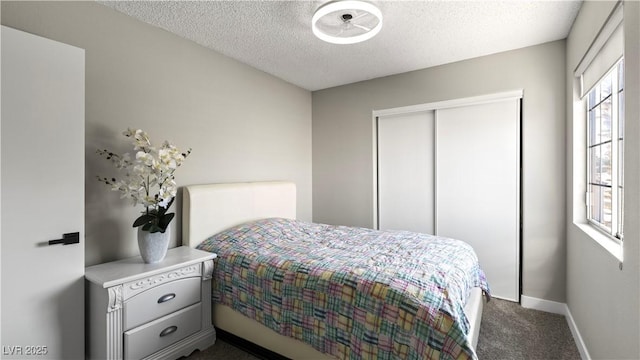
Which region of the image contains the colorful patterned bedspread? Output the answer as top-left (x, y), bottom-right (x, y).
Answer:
top-left (197, 218), bottom-right (490, 359)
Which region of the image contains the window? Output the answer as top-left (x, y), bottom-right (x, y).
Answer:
top-left (587, 59), bottom-right (624, 240)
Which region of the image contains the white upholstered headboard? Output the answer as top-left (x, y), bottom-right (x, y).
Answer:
top-left (182, 181), bottom-right (297, 248)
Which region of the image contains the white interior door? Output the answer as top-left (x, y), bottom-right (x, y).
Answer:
top-left (1, 26), bottom-right (85, 359)
top-left (435, 99), bottom-right (520, 301)
top-left (377, 111), bottom-right (435, 233)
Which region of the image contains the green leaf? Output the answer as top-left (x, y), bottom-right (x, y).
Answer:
top-left (159, 213), bottom-right (175, 230)
top-left (133, 214), bottom-right (156, 228)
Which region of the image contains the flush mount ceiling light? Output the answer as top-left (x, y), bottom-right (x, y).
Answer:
top-left (312, 0), bottom-right (383, 45)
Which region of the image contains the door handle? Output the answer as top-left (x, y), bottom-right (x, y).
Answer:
top-left (48, 232), bottom-right (80, 245)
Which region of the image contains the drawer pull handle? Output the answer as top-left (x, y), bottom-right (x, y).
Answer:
top-left (157, 293), bottom-right (176, 303)
top-left (159, 326), bottom-right (177, 337)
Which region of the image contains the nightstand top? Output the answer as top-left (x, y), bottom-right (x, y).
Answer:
top-left (85, 246), bottom-right (216, 288)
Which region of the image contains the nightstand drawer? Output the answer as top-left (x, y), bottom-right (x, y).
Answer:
top-left (124, 303), bottom-right (202, 360)
top-left (124, 276), bottom-right (201, 330)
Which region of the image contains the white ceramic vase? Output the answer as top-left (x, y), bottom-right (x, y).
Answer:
top-left (137, 223), bottom-right (170, 264)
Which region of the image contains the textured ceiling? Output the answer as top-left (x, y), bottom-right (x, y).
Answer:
top-left (98, 1), bottom-right (582, 91)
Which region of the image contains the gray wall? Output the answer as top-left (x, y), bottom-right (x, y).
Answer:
top-left (566, 1), bottom-right (640, 358)
top-left (1, 1), bottom-right (313, 266)
top-left (313, 41), bottom-right (567, 302)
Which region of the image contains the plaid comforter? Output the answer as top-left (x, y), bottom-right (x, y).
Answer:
top-left (197, 218), bottom-right (490, 359)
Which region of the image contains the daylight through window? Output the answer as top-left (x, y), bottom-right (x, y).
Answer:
top-left (587, 59), bottom-right (624, 240)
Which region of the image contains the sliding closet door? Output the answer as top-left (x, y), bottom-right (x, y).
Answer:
top-left (435, 99), bottom-right (520, 301)
top-left (377, 111), bottom-right (435, 233)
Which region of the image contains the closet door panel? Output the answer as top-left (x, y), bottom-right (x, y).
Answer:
top-left (435, 100), bottom-right (520, 301)
top-left (377, 111), bottom-right (435, 233)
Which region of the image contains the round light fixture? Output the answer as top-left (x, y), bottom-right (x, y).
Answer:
top-left (312, 1), bottom-right (383, 45)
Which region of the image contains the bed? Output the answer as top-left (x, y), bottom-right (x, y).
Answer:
top-left (182, 181), bottom-right (489, 359)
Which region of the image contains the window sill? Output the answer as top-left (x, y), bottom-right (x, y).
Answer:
top-left (574, 223), bottom-right (623, 262)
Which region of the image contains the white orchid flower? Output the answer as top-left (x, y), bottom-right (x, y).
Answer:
top-left (97, 129), bottom-right (191, 232)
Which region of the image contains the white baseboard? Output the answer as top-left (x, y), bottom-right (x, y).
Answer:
top-left (564, 306), bottom-right (592, 360)
top-left (519, 295), bottom-right (591, 360)
top-left (521, 295), bottom-right (566, 315)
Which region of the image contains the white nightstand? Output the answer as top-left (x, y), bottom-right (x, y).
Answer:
top-left (86, 246), bottom-right (217, 360)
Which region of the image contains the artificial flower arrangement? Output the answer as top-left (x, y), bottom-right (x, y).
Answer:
top-left (97, 128), bottom-right (191, 233)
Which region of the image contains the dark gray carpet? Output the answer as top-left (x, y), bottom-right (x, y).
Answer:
top-left (182, 339), bottom-right (260, 360)
top-left (476, 299), bottom-right (580, 360)
top-left (183, 299), bottom-right (581, 359)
